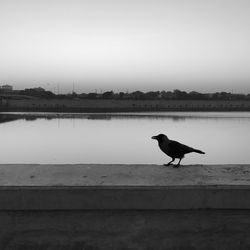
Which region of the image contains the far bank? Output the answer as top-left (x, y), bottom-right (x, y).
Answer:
top-left (1, 99), bottom-right (250, 112)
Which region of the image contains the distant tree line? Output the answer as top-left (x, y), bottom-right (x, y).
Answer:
top-left (11, 88), bottom-right (250, 100)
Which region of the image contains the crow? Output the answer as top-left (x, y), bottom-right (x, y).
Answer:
top-left (151, 134), bottom-right (205, 167)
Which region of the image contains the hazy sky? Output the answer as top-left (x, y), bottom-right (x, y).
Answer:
top-left (0, 0), bottom-right (250, 93)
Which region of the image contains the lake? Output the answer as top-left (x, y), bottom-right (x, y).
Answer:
top-left (0, 112), bottom-right (250, 165)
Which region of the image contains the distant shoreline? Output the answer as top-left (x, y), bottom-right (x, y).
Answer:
top-left (1, 99), bottom-right (250, 112)
top-left (2, 108), bottom-right (250, 113)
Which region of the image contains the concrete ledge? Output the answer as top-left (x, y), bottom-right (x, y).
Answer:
top-left (1, 164), bottom-right (250, 249)
top-left (0, 164), bottom-right (250, 210)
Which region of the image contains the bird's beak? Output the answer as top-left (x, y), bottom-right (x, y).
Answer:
top-left (151, 136), bottom-right (157, 140)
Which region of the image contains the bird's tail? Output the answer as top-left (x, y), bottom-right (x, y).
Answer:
top-left (193, 148), bottom-right (205, 154)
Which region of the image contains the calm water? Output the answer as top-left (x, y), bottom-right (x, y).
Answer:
top-left (0, 112), bottom-right (250, 165)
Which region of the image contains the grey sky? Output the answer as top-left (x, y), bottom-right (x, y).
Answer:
top-left (0, 0), bottom-right (250, 93)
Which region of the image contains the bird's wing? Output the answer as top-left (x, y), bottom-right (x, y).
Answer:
top-left (169, 140), bottom-right (194, 155)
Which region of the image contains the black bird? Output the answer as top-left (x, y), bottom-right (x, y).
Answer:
top-left (152, 134), bottom-right (205, 167)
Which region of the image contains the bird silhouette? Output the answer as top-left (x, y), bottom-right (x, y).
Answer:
top-left (152, 134), bottom-right (205, 167)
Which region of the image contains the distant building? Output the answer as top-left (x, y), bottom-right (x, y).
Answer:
top-left (33, 87), bottom-right (45, 92)
top-left (1, 84), bottom-right (13, 93)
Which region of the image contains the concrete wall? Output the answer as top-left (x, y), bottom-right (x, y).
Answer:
top-left (2, 210), bottom-right (250, 250)
top-left (0, 164), bottom-right (250, 250)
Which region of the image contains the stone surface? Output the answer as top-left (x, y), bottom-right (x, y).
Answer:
top-left (0, 164), bottom-right (250, 186)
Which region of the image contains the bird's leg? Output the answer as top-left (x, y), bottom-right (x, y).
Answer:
top-left (174, 158), bottom-right (182, 168)
top-left (164, 158), bottom-right (175, 166)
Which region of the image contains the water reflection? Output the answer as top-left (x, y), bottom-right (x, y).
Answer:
top-left (0, 112), bottom-right (250, 165)
top-left (0, 114), bottom-right (24, 124)
top-left (1, 112), bottom-right (250, 123)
